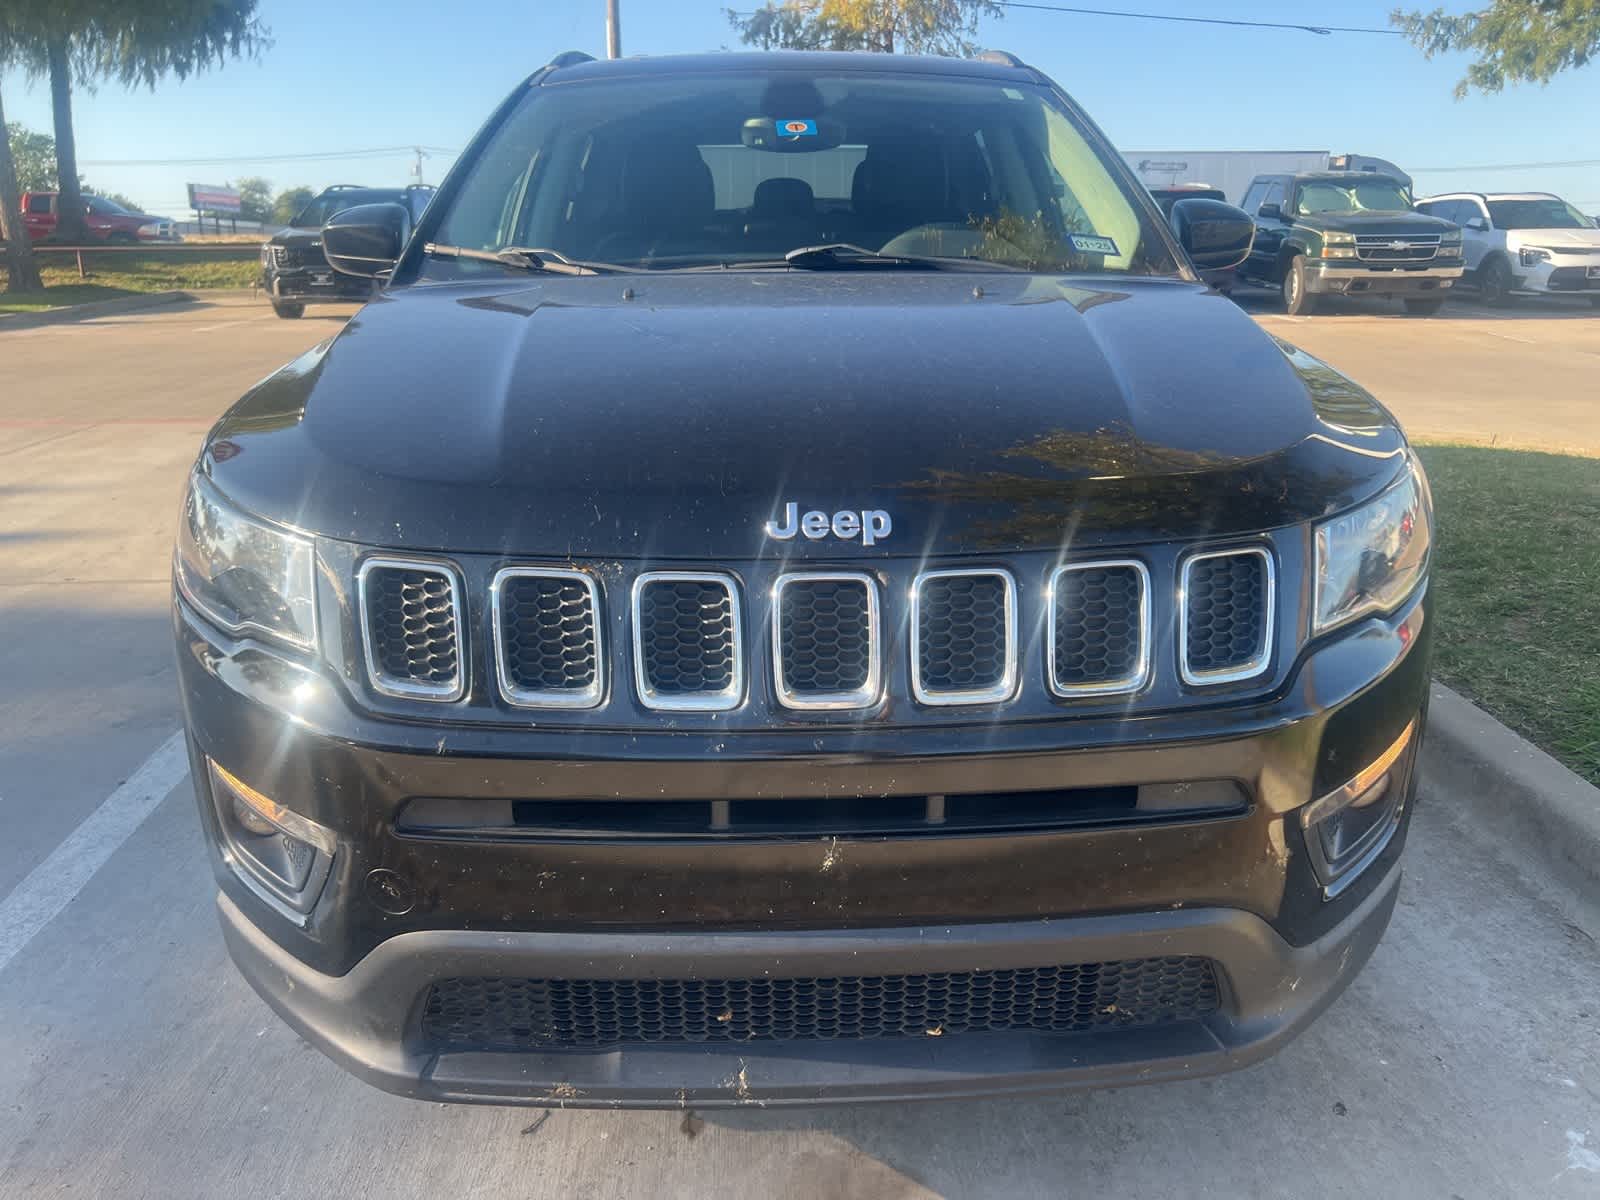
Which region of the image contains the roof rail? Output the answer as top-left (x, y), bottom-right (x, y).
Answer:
top-left (973, 49), bottom-right (1026, 67)
top-left (547, 50), bottom-right (597, 69)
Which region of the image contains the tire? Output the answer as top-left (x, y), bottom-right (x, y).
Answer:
top-left (1403, 297), bottom-right (1444, 316)
top-left (271, 300), bottom-right (305, 319)
top-left (1478, 256), bottom-right (1515, 308)
top-left (1281, 254), bottom-right (1317, 315)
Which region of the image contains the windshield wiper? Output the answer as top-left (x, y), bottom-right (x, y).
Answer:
top-left (424, 243), bottom-right (627, 275)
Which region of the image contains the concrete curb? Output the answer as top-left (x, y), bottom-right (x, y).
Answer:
top-left (0, 289), bottom-right (196, 331)
top-left (1421, 682), bottom-right (1600, 904)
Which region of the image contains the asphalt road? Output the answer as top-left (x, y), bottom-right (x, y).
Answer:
top-left (2, 294), bottom-right (1598, 1199)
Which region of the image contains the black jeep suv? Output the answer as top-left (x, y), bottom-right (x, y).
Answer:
top-left (1238, 171), bottom-right (1463, 314)
top-left (260, 184), bottom-right (434, 318)
top-left (176, 50), bottom-right (1433, 1109)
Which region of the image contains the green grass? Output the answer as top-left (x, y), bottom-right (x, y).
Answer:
top-left (1417, 444), bottom-right (1600, 785)
top-left (2, 247), bottom-right (258, 312)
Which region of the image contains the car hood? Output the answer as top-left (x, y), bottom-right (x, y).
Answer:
top-left (270, 228), bottom-right (323, 248)
top-left (1306, 211), bottom-right (1458, 237)
top-left (1505, 227), bottom-right (1600, 248)
top-left (205, 272), bottom-right (1409, 559)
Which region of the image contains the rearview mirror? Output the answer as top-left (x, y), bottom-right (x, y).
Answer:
top-left (1464, 216), bottom-right (1488, 232)
top-left (1256, 201), bottom-right (1283, 221)
top-left (1170, 198), bottom-right (1255, 272)
top-left (323, 202), bottom-right (410, 278)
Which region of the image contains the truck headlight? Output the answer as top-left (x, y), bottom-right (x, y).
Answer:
top-left (1313, 457), bottom-right (1431, 635)
top-left (1321, 231), bottom-right (1357, 259)
top-left (1439, 229), bottom-right (1462, 244)
top-left (175, 472), bottom-right (317, 650)
top-left (1519, 246), bottom-right (1551, 267)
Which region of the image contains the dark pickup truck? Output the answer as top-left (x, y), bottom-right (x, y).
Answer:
top-left (176, 49), bottom-right (1432, 1109)
top-left (1238, 171), bottom-right (1463, 314)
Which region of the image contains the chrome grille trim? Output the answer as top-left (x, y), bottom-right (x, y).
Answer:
top-left (771, 572), bottom-right (882, 711)
top-left (909, 568), bottom-right (1019, 707)
top-left (489, 567), bottom-right (604, 710)
top-left (631, 571), bottom-right (745, 712)
top-left (356, 555), bottom-right (467, 702)
top-left (1178, 546), bottom-right (1276, 687)
top-left (1046, 559), bottom-right (1152, 697)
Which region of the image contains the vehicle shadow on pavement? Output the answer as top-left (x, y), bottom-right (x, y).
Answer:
top-left (1230, 285), bottom-right (1598, 321)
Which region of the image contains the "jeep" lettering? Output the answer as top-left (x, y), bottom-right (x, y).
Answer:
top-left (765, 503), bottom-right (893, 547)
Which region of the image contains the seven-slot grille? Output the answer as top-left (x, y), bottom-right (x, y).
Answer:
top-left (492, 569), bottom-right (602, 708)
top-left (421, 956), bottom-right (1221, 1050)
top-left (1354, 234), bottom-right (1439, 263)
top-left (1049, 561), bottom-right (1150, 695)
top-left (357, 558), bottom-right (464, 700)
top-left (911, 570), bottom-right (1018, 705)
top-left (632, 572), bottom-right (744, 710)
top-left (1181, 548), bottom-right (1274, 685)
top-left (772, 573), bottom-right (880, 708)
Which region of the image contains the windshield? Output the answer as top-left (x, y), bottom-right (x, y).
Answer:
top-left (431, 70), bottom-right (1181, 275)
top-left (292, 189), bottom-right (406, 228)
top-left (1486, 198), bottom-right (1593, 230)
top-left (1294, 179), bottom-right (1412, 216)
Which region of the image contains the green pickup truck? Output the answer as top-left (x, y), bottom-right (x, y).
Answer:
top-left (1237, 172), bottom-right (1463, 315)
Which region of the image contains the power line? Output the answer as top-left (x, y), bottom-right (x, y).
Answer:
top-left (1409, 157), bottom-right (1600, 173)
top-left (79, 145), bottom-right (457, 167)
top-left (995, 2), bottom-right (1401, 36)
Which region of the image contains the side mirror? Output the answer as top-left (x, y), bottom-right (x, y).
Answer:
top-left (1255, 201), bottom-right (1283, 221)
top-left (1464, 216), bottom-right (1488, 232)
top-left (1170, 198), bottom-right (1255, 272)
top-left (323, 202), bottom-right (410, 278)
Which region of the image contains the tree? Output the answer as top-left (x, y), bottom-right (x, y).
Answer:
top-left (0, 17), bottom-right (44, 289)
top-left (6, 121), bottom-right (56, 190)
top-left (236, 175), bottom-right (272, 223)
top-left (271, 186), bottom-right (314, 226)
top-left (1392, 1), bottom-right (1600, 97)
top-left (727, 0), bottom-right (1002, 55)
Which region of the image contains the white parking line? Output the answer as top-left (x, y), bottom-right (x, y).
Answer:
top-left (0, 731), bottom-right (189, 975)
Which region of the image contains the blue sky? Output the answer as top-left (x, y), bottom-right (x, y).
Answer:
top-left (4, 0), bottom-right (1598, 219)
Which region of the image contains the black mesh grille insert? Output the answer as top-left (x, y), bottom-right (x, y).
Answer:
top-left (363, 564), bottom-right (459, 691)
top-left (1052, 564), bottom-right (1144, 690)
top-left (636, 577), bottom-right (737, 698)
top-left (421, 957), bottom-right (1220, 1050)
top-left (916, 573), bottom-right (1010, 698)
top-left (498, 574), bottom-right (598, 697)
top-left (777, 577), bottom-right (873, 699)
top-left (1185, 551), bottom-right (1269, 677)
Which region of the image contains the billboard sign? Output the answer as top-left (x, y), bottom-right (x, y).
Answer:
top-left (186, 183), bottom-right (242, 215)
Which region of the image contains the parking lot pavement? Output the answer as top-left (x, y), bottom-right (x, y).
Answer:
top-left (2, 296), bottom-right (1598, 1198)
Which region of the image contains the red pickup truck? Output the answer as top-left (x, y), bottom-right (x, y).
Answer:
top-left (18, 192), bottom-right (177, 243)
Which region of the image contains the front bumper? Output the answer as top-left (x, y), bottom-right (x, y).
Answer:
top-left (177, 577), bottom-right (1431, 1107)
top-left (1304, 261), bottom-right (1462, 296)
top-left (1506, 257), bottom-right (1600, 294)
top-left (264, 267), bottom-right (370, 302)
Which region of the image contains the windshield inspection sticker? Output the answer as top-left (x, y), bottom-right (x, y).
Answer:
top-left (778, 118), bottom-right (818, 138)
top-left (1069, 234), bottom-right (1120, 255)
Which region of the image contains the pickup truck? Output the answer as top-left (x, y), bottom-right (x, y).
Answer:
top-left (18, 192), bottom-right (177, 243)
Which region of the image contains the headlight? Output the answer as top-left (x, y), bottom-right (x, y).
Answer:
top-left (175, 472), bottom-right (317, 650)
top-left (1323, 231), bottom-right (1355, 245)
top-left (1519, 246), bottom-right (1552, 267)
top-left (1313, 457), bottom-right (1431, 635)
top-left (138, 221), bottom-right (161, 238)
top-left (1439, 229), bottom-right (1462, 244)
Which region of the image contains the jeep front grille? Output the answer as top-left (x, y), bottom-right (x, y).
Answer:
top-left (911, 569), bottom-right (1018, 705)
top-left (358, 558), bottom-right (465, 701)
top-left (421, 956), bottom-right (1221, 1050)
top-left (1181, 548), bottom-right (1275, 685)
top-left (1049, 560), bottom-right (1150, 696)
top-left (491, 568), bottom-right (602, 708)
top-left (772, 573), bottom-right (880, 709)
top-left (631, 572), bottom-right (743, 711)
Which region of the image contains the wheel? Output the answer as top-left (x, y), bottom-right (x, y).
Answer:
top-left (1281, 255), bottom-right (1317, 315)
top-left (271, 300), bottom-right (305, 319)
top-left (1478, 256), bottom-right (1515, 307)
top-left (1404, 297), bottom-right (1444, 316)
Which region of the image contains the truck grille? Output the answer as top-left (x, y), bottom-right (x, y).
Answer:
top-left (492, 569), bottom-right (602, 708)
top-left (773, 573), bottom-right (879, 708)
top-left (1181, 548), bottom-right (1274, 684)
top-left (358, 559), bottom-right (464, 700)
top-left (1049, 561), bottom-right (1149, 695)
top-left (1354, 234), bottom-right (1439, 263)
top-left (632, 573), bottom-right (743, 710)
top-left (911, 570), bottom-right (1017, 705)
top-left (420, 956), bottom-right (1220, 1050)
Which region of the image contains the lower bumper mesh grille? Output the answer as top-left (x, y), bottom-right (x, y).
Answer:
top-left (421, 957), bottom-right (1220, 1050)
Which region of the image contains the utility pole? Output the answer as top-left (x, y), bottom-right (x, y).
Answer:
top-left (411, 146), bottom-right (429, 186)
top-left (606, 0), bottom-right (621, 58)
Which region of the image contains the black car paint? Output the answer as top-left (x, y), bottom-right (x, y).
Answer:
top-left (180, 50), bottom-right (1432, 1108)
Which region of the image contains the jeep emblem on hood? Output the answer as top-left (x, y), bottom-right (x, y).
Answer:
top-left (765, 502), bottom-right (893, 547)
